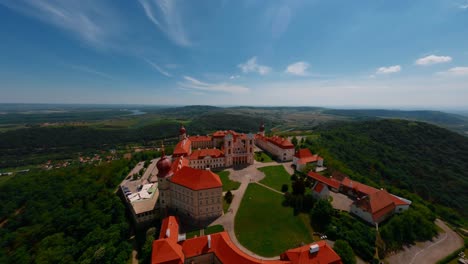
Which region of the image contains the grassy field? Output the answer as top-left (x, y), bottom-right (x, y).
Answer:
top-left (0, 175), bottom-right (13, 186)
top-left (217, 171), bottom-right (240, 191)
top-left (258, 165), bottom-right (291, 192)
top-left (186, 225), bottom-right (225, 239)
top-left (235, 183), bottom-right (313, 257)
top-left (254, 151), bottom-right (273, 162)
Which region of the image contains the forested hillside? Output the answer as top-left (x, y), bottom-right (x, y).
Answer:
top-left (0, 160), bottom-right (133, 263)
top-left (306, 120), bottom-right (468, 217)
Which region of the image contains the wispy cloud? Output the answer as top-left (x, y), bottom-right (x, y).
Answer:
top-left (179, 76), bottom-right (249, 94)
top-left (229, 75), bottom-right (240, 80)
top-left (436, 67), bottom-right (468, 76)
top-left (145, 59), bottom-right (172, 77)
top-left (238, 57), bottom-right (271, 75)
top-left (68, 65), bottom-right (116, 81)
top-left (137, 0), bottom-right (190, 47)
top-left (0, 0), bottom-right (121, 48)
top-left (376, 65), bottom-right (401, 74)
top-left (285, 61), bottom-right (310, 76)
top-left (415, 55), bottom-right (452, 65)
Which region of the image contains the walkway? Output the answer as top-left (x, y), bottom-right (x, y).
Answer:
top-left (210, 160), bottom-right (293, 260)
top-left (386, 219), bottom-right (463, 264)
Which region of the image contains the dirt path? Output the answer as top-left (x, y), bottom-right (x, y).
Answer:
top-left (386, 219), bottom-right (463, 264)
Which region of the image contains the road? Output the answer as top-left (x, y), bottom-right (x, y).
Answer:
top-left (386, 219), bottom-right (463, 264)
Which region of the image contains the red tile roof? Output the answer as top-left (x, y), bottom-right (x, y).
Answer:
top-left (355, 190), bottom-right (396, 222)
top-left (313, 183), bottom-right (325, 193)
top-left (389, 194), bottom-right (411, 206)
top-left (173, 139), bottom-right (191, 157)
top-left (341, 177), bottom-right (379, 196)
top-left (189, 148), bottom-right (224, 160)
top-left (294, 149), bottom-right (323, 164)
top-left (152, 239), bottom-right (184, 264)
top-left (307, 172), bottom-right (341, 190)
top-left (170, 166), bottom-right (222, 190)
top-left (257, 135), bottom-right (295, 149)
top-left (213, 130), bottom-right (249, 140)
top-left (153, 217), bottom-right (342, 264)
top-left (281, 241), bottom-right (342, 264)
top-left (159, 216), bottom-right (179, 242)
top-left (170, 157), bottom-right (189, 175)
top-left (188, 135), bottom-right (212, 142)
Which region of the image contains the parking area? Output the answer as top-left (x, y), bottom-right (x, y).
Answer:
top-left (329, 191), bottom-right (353, 212)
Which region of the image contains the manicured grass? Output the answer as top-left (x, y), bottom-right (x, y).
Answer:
top-left (205, 225), bottom-right (224, 235)
top-left (258, 165), bottom-right (291, 192)
top-left (185, 225), bottom-right (225, 239)
top-left (235, 184), bottom-right (313, 257)
top-left (217, 171), bottom-right (240, 191)
top-left (0, 175), bottom-right (14, 186)
top-left (254, 152), bottom-right (273, 163)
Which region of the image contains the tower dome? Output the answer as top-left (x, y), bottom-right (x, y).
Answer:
top-left (259, 122), bottom-right (265, 132)
top-left (157, 150), bottom-right (172, 178)
top-left (179, 125), bottom-right (186, 135)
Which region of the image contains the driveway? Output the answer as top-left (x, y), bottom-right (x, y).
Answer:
top-left (386, 219), bottom-right (463, 264)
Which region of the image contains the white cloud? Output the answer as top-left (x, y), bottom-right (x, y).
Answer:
top-left (137, 0), bottom-right (190, 46)
top-left (376, 65), bottom-right (401, 74)
top-left (179, 76), bottom-right (249, 94)
top-left (415, 55), bottom-right (452, 65)
top-left (229, 75), bottom-right (240, 80)
top-left (436, 67), bottom-right (468, 76)
top-left (238, 57), bottom-right (271, 75)
top-left (285, 61), bottom-right (310, 76)
top-left (145, 59), bottom-right (171, 77)
top-left (0, 0), bottom-right (121, 48)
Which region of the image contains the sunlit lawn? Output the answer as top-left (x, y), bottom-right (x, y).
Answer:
top-left (258, 165), bottom-right (291, 192)
top-left (235, 184), bottom-right (313, 257)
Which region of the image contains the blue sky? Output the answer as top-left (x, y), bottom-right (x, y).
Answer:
top-left (0, 0), bottom-right (468, 109)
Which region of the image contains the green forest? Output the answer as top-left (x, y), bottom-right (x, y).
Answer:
top-left (0, 160), bottom-right (134, 263)
top-left (304, 119), bottom-right (468, 218)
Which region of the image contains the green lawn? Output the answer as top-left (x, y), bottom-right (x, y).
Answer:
top-left (217, 171), bottom-right (240, 191)
top-left (258, 165), bottom-right (291, 192)
top-left (0, 175), bottom-right (14, 187)
top-left (205, 225), bottom-right (224, 235)
top-left (254, 152), bottom-right (273, 163)
top-left (235, 184), bottom-right (313, 257)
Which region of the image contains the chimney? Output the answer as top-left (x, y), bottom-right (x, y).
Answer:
top-left (208, 235), bottom-right (212, 249)
top-left (165, 228), bottom-right (170, 238)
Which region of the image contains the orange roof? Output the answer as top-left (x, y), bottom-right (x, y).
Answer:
top-left (170, 157), bottom-right (189, 175)
top-left (189, 148), bottom-right (224, 160)
top-left (159, 216), bottom-right (179, 242)
top-left (258, 135), bottom-right (294, 149)
top-left (170, 166), bottom-right (222, 190)
top-left (188, 135), bottom-right (212, 142)
top-left (307, 172), bottom-right (341, 190)
top-left (281, 241), bottom-right (342, 264)
top-left (152, 239), bottom-right (184, 264)
top-left (313, 183), bottom-right (325, 193)
top-left (153, 218), bottom-right (342, 264)
top-left (294, 148), bottom-right (313, 158)
top-left (389, 194), bottom-right (411, 206)
top-left (341, 177), bottom-right (379, 196)
top-left (173, 138), bottom-right (191, 157)
top-left (355, 190), bottom-right (396, 222)
top-left (213, 130), bottom-right (249, 140)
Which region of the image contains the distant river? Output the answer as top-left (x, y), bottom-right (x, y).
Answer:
top-left (126, 109), bottom-right (147, 116)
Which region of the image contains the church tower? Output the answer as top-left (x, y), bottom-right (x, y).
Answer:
top-left (156, 146), bottom-right (173, 215)
top-left (179, 125), bottom-right (187, 141)
top-left (224, 133), bottom-right (233, 167)
top-left (259, 122), bottom-right (265, 136)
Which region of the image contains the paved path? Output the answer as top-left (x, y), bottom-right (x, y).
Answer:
top-left (209, 161), bottom-right (293, 260)
top-left (255, 182), bottom-right (284, 195)
top-left (386, 219), bottom-right (463, 264)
